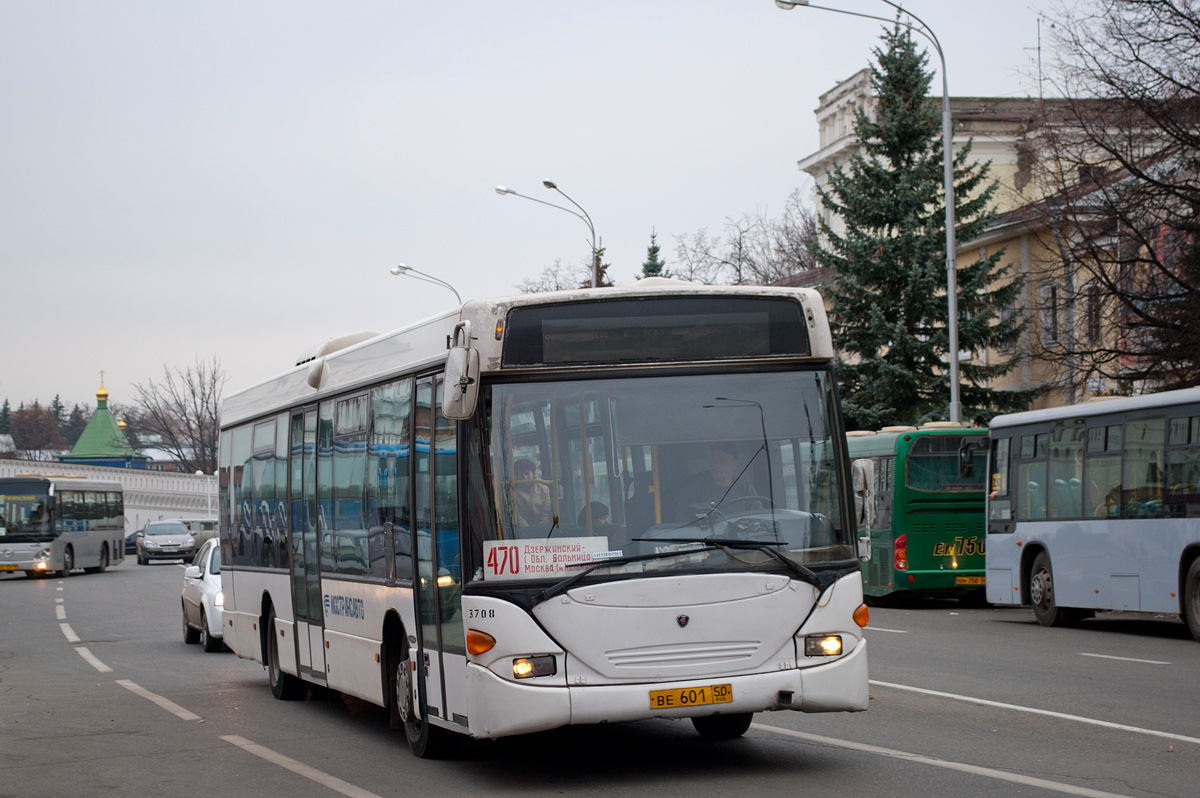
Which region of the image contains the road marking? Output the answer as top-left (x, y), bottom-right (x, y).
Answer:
top-left (55, 597), bottom-right (63, 603)
top-left (116, 680), bottom-right (202, 721)
top-left (56, 586), bottom-right (63, 591)
top-left (221, 735), bottom-right (383, 798)
top-left (871, 680), bottom-right (1200, 746)
top-left (76, 646), bottom-right (112, 673)
top-left (1079, 653), bottom-right (1170, 665)
top-left (864, 626), bottom-right (908, 633)
top-left (754, 724), bottom-right (1133, 798)
top-left (59, 623), bottom-right (80, 643)
top-left (55, 605), bottom-right (66, 620)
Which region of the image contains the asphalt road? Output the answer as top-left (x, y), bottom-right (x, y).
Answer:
top-left (2, 563), bottom-right (1197, 798)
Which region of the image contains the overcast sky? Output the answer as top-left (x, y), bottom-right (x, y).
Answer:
top-left (1, 1), bottom-right (1055, 411)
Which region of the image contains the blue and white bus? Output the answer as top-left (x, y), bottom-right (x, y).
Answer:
top-left (218, 279), bottom-right (871, 757)
top-left (985, 388), bottom-right (1200, 642)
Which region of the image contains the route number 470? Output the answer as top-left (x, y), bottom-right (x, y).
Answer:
top-left (487, 545), bottom-right (520, 577)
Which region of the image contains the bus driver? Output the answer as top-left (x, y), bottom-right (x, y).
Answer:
top-left (675, 442), bottom-right (758, 521)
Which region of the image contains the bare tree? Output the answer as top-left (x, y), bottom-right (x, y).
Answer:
top-left (515, 246), bottom-right (615, 293)
top-left (1029, 0), bottom-right (1200, 394)
top-left (10, 401), bottom-right (66, 461)
top-left (673, 188), bottom-right (820, 285)
top-left (134, 356), bottom-right (226, 473)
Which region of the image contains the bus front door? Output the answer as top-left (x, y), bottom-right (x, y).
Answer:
top-left (413, 377), bottom-right (467, 730)
top-left (289, 407), bottom-right (327, 684)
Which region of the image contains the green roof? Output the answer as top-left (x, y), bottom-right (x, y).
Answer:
top-left (60, 384), bottom-right (147, 461)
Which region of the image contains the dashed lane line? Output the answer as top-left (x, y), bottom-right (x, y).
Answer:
top-left (220, 736), bottom-right (384, 798)
top-left (76, 646), bottom-right (113, 673)
top-left (871, 680), bottom-right (1200, 746)
top-left (754, 724), bottom-right (1134, 798)
top-left (116, 680), bottom-right (202, 721)
top-left (1079, 652), bottom-right (1170, 665)
top-left (59, 622), bottom-right (80, 643)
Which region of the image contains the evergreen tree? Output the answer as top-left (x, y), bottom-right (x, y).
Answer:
top-left (0, 399), bottom-right (9, 435)
top-left (640, 230), bottom-right (670, 279)
top-left (63, 404), bottom-right (91, 448)
top-left (50, 394), bottom-right (66, 432)
top-left (815, 24), bottom-right (1029, 429)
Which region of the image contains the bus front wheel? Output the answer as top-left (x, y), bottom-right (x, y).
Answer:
top-left (57, 547), bottom-right (74, 578)
top-left (692, 712), bottom-right (753, 740)
top-left (1184, 559), bottom-right (1200, 643)
top-left (389, 639), bottom-right (451, 758)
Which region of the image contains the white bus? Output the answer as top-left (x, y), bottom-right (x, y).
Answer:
top-left (218, 280), bottom-right (871, 757)
top-left (985, 388), bottom-right (1200, 642)
top-left (0, 475), bottom-right (126, 577)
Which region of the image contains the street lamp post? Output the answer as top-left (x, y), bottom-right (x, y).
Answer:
top-left (389, 263), bottom-right (462, 305)
top-left (495, 182), bottom-right (600, 288)
top-left (776, 0), bottom-right (962, 423)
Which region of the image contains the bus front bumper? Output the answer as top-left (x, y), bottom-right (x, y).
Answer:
top-left (463, 639), bottom-right (868, 740)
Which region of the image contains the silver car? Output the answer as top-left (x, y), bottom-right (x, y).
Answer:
top-left (181, 538), bottom-right (224, 652)
top-left (136, 520), bottom-right (196, 564)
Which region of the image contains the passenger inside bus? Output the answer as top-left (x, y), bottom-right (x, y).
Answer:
top-left (513, 457), bottom-right (551, 526)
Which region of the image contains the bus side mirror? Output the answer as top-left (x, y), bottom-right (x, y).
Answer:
top-left (46, 495), bottom-right (57, 512)
top-left (857, 532), bottom-right (871, 562)
top-left (442, 321), bottom-right (480, 420)
top-left (959, 443), bottom-right (977, 480)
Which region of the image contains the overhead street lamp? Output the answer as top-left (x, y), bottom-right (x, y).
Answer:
top-left (495, 182), bottom-right (600, 288)
top-left (389, 263), bottom-right (462, 305)
top-left (776, 0), bottom-right (962, 424)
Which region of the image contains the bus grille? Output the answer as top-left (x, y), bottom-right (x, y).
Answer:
top-left (606, 641), bottom-right (760, 669)
top-left (913, 520), bottom-right (982, 536)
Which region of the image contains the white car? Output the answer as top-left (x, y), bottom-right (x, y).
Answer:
top-left (181, 538), bottom-right (224, 652)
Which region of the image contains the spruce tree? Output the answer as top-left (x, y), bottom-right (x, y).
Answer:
top-left (0, 399), bottom-right (9, 435)
top-left (816, 24), bottom-right (1029, 429)
top-left (640, 230), bottom-right (669, 279)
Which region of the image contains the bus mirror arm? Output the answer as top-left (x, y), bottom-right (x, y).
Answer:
top-left (442, 321), bottom-right (480, 420)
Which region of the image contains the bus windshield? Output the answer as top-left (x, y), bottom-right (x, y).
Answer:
top-left (481, 369), bottom-right (851, 583)
top-left (906, 434), bottom-right (988, 492)
top-left (0, 487), bottom-right (53, 543)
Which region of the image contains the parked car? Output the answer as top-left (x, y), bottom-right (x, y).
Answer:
top-left (125, 528), bottom-right (139, 555)
top-left (136, 520), bottom-right (196, 564)
top-left (181, 538), bottom-right (224, 652)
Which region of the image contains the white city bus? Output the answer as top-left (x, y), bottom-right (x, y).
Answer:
top-left (218, 279), bottom-right (870, 757)
top-left (0, 475), bottom-right (126, 577)
top-left (985, 388), bottom-right (1200, 642)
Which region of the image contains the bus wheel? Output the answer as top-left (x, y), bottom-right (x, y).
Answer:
top-left (391, 642), bottom-right (451, 758)
top-left (692, 712), bottom-right (754, 740)
top-left (57, 547), bottom-right (74, 578)
top-left (183, 603), bottom-right (200, 644)
top-left (84, 545), bottom-right (109, 574)
top-left (1030, 552), bottom-right (1077, 627)
top-left (1185, 559), bottom-right (1200, 643)
top-left (266, 607), bottom-right (306, 700)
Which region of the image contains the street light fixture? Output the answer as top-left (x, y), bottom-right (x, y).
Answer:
top-left (389, 263), bottom-right (462, 305)
top-left (776, 0), bottom-right (962, 424)
top-left (495, 182), bottom-right (600, 288)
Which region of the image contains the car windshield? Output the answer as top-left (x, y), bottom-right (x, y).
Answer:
top-left (146, 523), bottom-right (188, 536)
top-left (475, 368), bottom-right (852, 584)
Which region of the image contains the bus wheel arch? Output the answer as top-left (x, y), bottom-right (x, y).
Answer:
top-left (84, 543), bottom-right (109, 574)
top-left (264, 601), bottom-right (305, 700)
top-left (382, 612), bottom-right (411, 730)
top-left (1182, 553), bottom-right (1200, 643)
top-left (1018, 544), bottom-right (1046, 606)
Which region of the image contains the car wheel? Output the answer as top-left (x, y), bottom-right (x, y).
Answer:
top-left (201, 609), bottom-right (222, 652)
top-left (183, 603), bottom-right (200, 644)
top-left (57, 547), bottom-right (74, 578)
top-left (692, 712), bottom-right (754, 739)
top-left (266, 607), bottom-right (305, 700)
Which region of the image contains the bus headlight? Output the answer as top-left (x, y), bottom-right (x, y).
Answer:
top-left (512, 655), bottom-right (556, 679)
top-left (35, 548), bottom-right (51, 561)
top-left (804, 635), bottom-right (843, 657)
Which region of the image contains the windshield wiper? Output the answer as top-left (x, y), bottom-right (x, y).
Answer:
top-left (633, 536), bottom-right (837, 592)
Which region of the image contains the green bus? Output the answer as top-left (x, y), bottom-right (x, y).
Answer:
top-left (847, 424), bottom-right (988, 604)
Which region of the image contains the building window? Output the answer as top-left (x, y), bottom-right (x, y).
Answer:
top-left (1041, 281), bottom-right (1059, 346)
top-left (1084, 281), bottom-right (1101, 345)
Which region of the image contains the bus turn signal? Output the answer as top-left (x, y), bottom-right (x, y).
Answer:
top-left (466, 629), bottom-right (496, 655)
